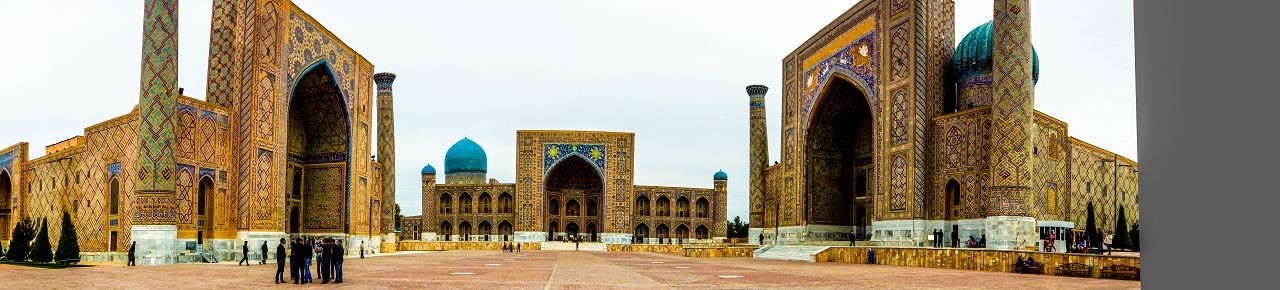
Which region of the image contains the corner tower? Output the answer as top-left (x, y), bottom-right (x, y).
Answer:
top-left (986, 0), bottom-right (1037, 250)
top-left (374, 72), bottom-right (397, 238)
top-left (745, 85), bottom-right (768, 245)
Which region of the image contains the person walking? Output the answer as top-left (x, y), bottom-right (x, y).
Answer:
top-left (239, 241), bottom-right (250, 266)
top-left (260, 241), bottom-right (269, 265)
top-left (951, 230), bottom-right (959, 248)
top-left (333, 240), bottom-right (345, 284)
top-left (275, 238), bottom-right (287, 284)
top-left (759, 232), bottom-right (765, 245)
top-left (360, 241), bottom-right (366, 259)
top-left (516, 242), bottom-right (521, 253)
top-left (849, 229), bottom-right (856, 246)
top-left (127, 241), bottom-right (136, 266)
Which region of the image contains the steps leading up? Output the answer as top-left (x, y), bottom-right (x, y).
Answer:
top-left (752, 245), bottom-right (830, 262)
top-left (540, 242), bottom-right (607, 252)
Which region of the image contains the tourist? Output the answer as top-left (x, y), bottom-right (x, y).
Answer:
top-left (333, 240), bottom-right (345, 284)
top-left (316, 239), bottom-right (328, 284)
top-left (1045, 232), bottom-right (1056, 252)
top-left (360, 241), bottom-right (366, 258)
top-left (261, 241), bottom-right (269, 265)
top-left (1103, 231), bottom-right (1114, 254)
top-left (127, 241), bottom-right (136, 266)
top-left (302, 239), bottom-right (313, 284)
top-left (517, 242), bottom-right (522, 252)
top-left (979, 235), bottom-right (986, 247)
top-left (951, 230), bottom-right (959, 248)
top-left (759, 233), bottom-right (765, 245)
top-left (848, 229), bottom-right (855, 246)
top-left (239, 241), bottom-right (250, 266)
top-left (275, 238), bottom-right (287, 284)
top-left (291, 238), bottom-right (303, 284)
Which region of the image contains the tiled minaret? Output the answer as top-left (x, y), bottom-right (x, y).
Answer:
top-left (132, 0), bottom-right (180, 264)
top-left (374, 72), bottom-right (398, 240)
top-left (986, 0), bottom-right (1037, 250)
top-left (745, 85), bottom-right (768, 244)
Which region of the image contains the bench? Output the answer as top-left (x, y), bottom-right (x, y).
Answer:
top-left (1100, 264), bottom-right (1140, 280)
top-left (56, 258), bottom-right (80, 267)
top-left (1013, 259), bottom-right (1044, 274)
top-left (1055, 262), bottom-right (1093, 278)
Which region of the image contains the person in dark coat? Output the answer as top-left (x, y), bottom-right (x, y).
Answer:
top-left (290, 239), bottom-right (300, 284)
top-left (333, 240), bottom-right (345, 283)
top-left (275, 238), bottom-right (287, 283)
top-left (239, 241), bottom-right (250, 266)
top-left (302, 239), bottom-right (314, 284)
top-left (951, 230), bottom-right (960, 248)
top-left (318, 239), bottom-right (329, 284)
top-left (759, 233), bottom-right (765, 244)
top-left (261, 241), bottom-right (269, 265)
top-left (360, 241), bottom-right (365, 258)
top-left (516, 242), bottom-right (521, 252)
top-left (849, 230), bottom-right (856, 246)
top-left (127, 242), bottom-right (136, 266)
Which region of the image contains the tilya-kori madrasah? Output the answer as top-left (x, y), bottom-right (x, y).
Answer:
top-left (746, 0), bottom-right (1138, 250)
top-left (0, 0), bottom-right (1139, 264)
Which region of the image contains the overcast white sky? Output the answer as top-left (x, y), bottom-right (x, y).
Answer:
top-left (0, 0), bottom-right (1134, 220)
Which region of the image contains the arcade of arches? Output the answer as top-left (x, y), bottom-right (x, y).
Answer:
top-left (411, 131), bottom-right (729, 244)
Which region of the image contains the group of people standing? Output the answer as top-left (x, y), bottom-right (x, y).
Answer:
top-left (278, 237), bottom-right (345, 284)
top-left (502, 242), bottom-right (522, 253)
top-left (929, 229), bottom-right (959, 248)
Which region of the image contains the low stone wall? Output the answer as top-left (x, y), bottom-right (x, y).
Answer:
top-left (815, 247), bottom-right (1140, 279)
top-left (397, 241), bottom-right (542, 251)
top-left (682, 245), bottom-right (758, 258)
top-left (606, 244), bottom-right (684, 254)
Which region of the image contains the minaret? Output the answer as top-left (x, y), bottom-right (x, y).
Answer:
top-left (132, 0), bottom-right (179, 265)
top-left (986, 0), bottom-right (1037, 250)
top-left (746, 84), bottom-right (768, 244)
top-left (713, 170), bottom-right (729, 239)
top-left (374, 72), bottom-right (397, 240)
top-left (420, 164), bottom-right (437, 241)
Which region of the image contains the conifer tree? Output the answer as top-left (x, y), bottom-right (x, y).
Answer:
top-left (5, 218), bottom-right (36, 261)
top-left (1112, 206), bottom-right (1131, 250)
top-left (29, 218), bottom-right (54, 263)
top-left (55, 211), bottom-right (81, 262)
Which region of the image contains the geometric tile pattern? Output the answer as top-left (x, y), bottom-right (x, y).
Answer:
top-left (988, 0), bottom-right (1034, 191)
top-left (543, 143), bottom-right (607, 177)
top-left (303, 166), bottom-right (346, 232)
top-left (375, 72), bottom-right (397, 234)
top-left (134, 0), bottom-right (178, 199)
top-left (516, 131), bottom-right (634, 234)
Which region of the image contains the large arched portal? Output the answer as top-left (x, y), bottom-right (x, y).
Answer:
top-left (286, 62), bottom-right (352, 234)
top-left (544, 155), bottom-right (603, 241)
top-left (806, 76), bottom-right (874, 229)
top-left (0, 170), bottom-right (11, 240)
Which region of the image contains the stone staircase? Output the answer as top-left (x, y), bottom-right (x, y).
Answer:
top-left (752, 245), bottom-right (830, 262)
top-left (539, 241), bottom-right (608, 252)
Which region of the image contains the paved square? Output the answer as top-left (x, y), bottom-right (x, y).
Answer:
top-left (1, 251), bottom-right (1140, 289)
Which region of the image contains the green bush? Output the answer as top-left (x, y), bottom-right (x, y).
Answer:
top-left (29, 218), bottom-right (53, 263)
top-left (55, 211), bottom-right (81, 262)
top-left (5, 218), bottom-right (37, 261)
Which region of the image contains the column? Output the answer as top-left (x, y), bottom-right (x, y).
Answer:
top-left (985, 0), bottom-right (1037, 250)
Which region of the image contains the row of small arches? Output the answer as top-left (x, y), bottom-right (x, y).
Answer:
top-left (633, 195), bottom-right (711, 218)
top-left (438, 192), bottom-right (513, 214)
top-left (633, 223), bottom-right (711, 240)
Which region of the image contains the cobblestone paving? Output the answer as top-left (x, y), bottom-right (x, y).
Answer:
top-left (0, 250), bottom-right (1140, 289)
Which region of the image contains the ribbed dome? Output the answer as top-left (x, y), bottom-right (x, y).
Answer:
top-left (953, 21), bottom-right (1039, 83)
top-left (421, 164), bottom-right (436, 175)
top-left (444, 137), bottom-right (486, 174)
top-left (713, 170), bottom-right (728, 180)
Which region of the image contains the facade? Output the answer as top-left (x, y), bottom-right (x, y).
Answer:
top-left (0, 0), bottom-right (396, 264)
top-left (748, 0), bottom-right (1139, 250)
top-left (419, 131), bottom-right (728, 244)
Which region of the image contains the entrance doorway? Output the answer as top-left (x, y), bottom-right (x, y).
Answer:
top-left (805, 76), bottom-right (874, 229)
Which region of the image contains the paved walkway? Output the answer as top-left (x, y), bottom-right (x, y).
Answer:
top-left (0, 250), bottom-right (1140, 289)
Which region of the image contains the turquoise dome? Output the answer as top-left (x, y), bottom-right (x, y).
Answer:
top-left (421, 164), bottom-right (436, 175)
top-left (953, 21), bottom-right (1039, 83)
top-left (444, 137), bottom-right (487, 174)
top-left (713, 170), bottom-right (728, 180)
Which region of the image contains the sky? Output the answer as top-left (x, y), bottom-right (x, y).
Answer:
top-left (0, 0), bottom-right (1135, 221)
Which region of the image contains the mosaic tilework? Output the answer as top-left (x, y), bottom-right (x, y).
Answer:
top-left (134, 0), bottom-right (178, 196)
top-left (890, 154), bottom-right (907, 211)
top-left (205, 0), bottom-right (237, 108)
top-left (303, 166), bottom-right (345, 231)
top-left (800, 33), bottom-right (878, 125)
top-left (988, 0), bottom-right (1035, 192)
top-left (543, 143), bottom-right (607, 177)
top-left (375, 73), bottom-right (397, 234)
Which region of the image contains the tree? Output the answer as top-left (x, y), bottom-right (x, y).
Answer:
top-left (725, 216), bottom-right (749, 239)
top-left (394, 204), bottom-right (403, 231)
top-left (55, 210), bottom-right (81, 262)
top-left (5, 218), bottom-right (36, 261)
top-left (29, 218), bottom-right (53, 263)
top-left (1112, 206), bottom-right (1131, 250)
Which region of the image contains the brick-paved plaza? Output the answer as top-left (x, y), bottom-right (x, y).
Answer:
top-left (1, 250), bottom-right (1139, 289)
